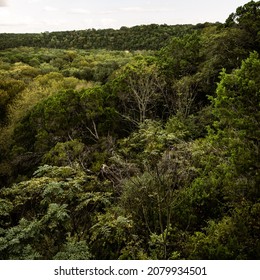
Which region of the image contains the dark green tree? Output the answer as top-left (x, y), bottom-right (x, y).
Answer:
top-left (225, 1), bottom-right (260, 51)
top-left (184, 52), bottom-right (260, 259)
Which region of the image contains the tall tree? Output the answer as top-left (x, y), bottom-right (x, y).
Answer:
top-left (225, 1), bottom-right (260, 51)
top-left (112, 58), bottom-right (165, 124)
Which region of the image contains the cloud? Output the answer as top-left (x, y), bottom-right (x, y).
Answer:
top-left (119, 6), bottom-right (176, 13)
top-left (120, 7), bottom-right (144, 12)
top-left (43, 6), bottom-right (58, 12)
top-left (27, 0), bottom-right (42, 3)
top-left (0, 16), bottom-right (34, 26)
top-left (0, 0), bottom-right (7, 7)
top-left (99, 10), bottom-right (117, 15)
top-left (98, 6), bottom-right (175, 16)
top-left (99, 17), bottom-right (118, 28)
top-left (70, 8), bottom-right (90, 15)
top-left (0, 16), bottom-right (35, 32)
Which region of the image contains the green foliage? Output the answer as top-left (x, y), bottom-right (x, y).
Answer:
top-left (159, 31), bottom-right (202, 79)
top-left (0, 218), bottom-right (42, 260)
top-left (225, 1), bottom-right (260, 50)
top-left (178, 51), bottom-right (260, 259)
top-left (186, 202), bottom-right (260, 259)
top-left (0, 165), bottom-right (112, 259)
top-left (42, 140), bottom-right (85, 166)
top-left (213, 52), bottom-right (260, 136)
top-left (209, 52), bottom-right (260, 203)
top-left (0, 3), bottom-right (259, 260)
top-left (0, 77), bottom-right (25, 124)
top-left (0, 24), bottom-right (195, 51)
top-left (90, 210), bottom-right (133, 259)
top-left (53, 239), bottom-right (92, 260)
top-left (111, 57), bottom-right (165, 123)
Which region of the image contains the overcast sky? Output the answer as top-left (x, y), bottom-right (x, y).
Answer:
top-left (0, 0), bottom-right (251, 33)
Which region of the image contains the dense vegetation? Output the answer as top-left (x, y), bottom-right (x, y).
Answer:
top-left (0, 1), bottom-right (259, 260)
top-left (0, 24), bottom-right (197, 51)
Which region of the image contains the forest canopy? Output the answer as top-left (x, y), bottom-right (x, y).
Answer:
top-left (0, 1), bottom-right (259, 260)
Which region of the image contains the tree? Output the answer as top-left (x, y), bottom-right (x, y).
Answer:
top-left (0, 165), bottom-right (112, 259)
top-left (211, 51), bottom-right (260, 202)
top-left (112, 58), bottom-right (165, 124)
top-left (0, 77), bottom-right (25, 124)
top-left (114, 119), bottom-right (196, 259)
top-left (183, 52), bottom-right (260, 259)
top-left (158, 31), bottom-right (202, 80)
top-left (157, 31), bottom-right (203, 115)
top-left (225, 1), bottom-right (260, 51)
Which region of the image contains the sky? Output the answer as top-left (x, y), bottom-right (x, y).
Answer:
top-left (0, 0), bottom-right (252, 33)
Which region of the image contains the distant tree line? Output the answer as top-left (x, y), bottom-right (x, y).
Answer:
top-left (0, 23), bottom-right (212, 51)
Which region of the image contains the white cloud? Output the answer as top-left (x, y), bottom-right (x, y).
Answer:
top-left (43, 6), bottom-right (58, 12)
top-left (27, 0), bottom-right (42, 3)
top-left (120, 7), bottom-right (144, 12)
top-left (100, 17), bottom-right (117, 27)
top-left (99, 10), bottom-right (117, 15)
top-left (70, 8), bottom-right (90, 15)
top-left (0, 14), bottom-right (35, 33)
top-left (82, 18), bottom-right (94, 27)
top-left (120, 6), bottom-right (175, 13)
top-left (98, 6), bottom-right (175, 16)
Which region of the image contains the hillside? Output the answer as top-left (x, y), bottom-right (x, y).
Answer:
top-left (0, 23), bottom-right (201, 50)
